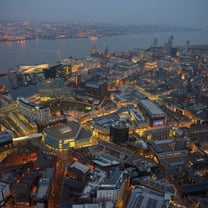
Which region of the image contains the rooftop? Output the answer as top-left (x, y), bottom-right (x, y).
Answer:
top-left (148, 137), bottom-right (189, 154)
top-left (126, 185), bottom-right (170, 208)
top-left (77, 127), bottom-right (92, 141)
top-left (139, 99), bottom-right (166, 117)
top-left (92, 105), bottom-right (147, 130)
top-left (36, 183), bottom-right (50, 200)
top-left (93, 156), bottom-right (120, 167)
top-left (89, 140), bottom-right (143, 166)
top-left (69, 161), bottom-right (90, 174)
top-left (0, 131), bottom-right (12, 146)
top-left (43, 121), bottom-right (81, 140)
top-left (100, 169), bottom-right (123, 187)
top-left (0, 181), bottom-right (8, 190)
top-left (17, 96), bottom-right (47, 110)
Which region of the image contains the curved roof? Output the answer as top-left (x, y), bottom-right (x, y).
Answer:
top-left (17, 97), bottom-right (47, 110)
top-left (43, 121), bottom-right (81, 140)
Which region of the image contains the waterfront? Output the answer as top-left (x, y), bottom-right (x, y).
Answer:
top-left (0, 30), bottom-right (208, 73)
top-left (1, 75), bottom-right (38, 100)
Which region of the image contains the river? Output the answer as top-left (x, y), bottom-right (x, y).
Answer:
top-left (0, 30), bottom-right (208, 73)
top-left (0, 30), bottom-right (208, 99)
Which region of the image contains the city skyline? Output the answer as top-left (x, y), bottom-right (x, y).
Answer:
top-left (0, 0), bottom-right (208, 29)
top-left (0, 1), bottom-right (208, 207)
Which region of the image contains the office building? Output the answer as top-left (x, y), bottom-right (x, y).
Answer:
top-left (96, 169), bottom-right (125, 202)
top-left (110, 122), bottom-right (129, 143)
top-left (165, 35), bottom-right (173, 55)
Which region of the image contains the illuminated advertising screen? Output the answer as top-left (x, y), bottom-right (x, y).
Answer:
top-left (153, 120), bottom-right (163, 126)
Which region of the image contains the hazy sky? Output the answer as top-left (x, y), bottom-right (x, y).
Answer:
top-left (0, 0), bottom-right (208, 29)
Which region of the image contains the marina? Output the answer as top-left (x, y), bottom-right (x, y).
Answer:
top-left (8, 73), bottom-right (39, 89)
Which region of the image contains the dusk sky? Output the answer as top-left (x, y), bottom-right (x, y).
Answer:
top-left (0, 0), bottom-right (208, 29)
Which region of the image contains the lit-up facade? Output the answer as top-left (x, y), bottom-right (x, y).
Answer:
top-left (91, 105), bottom-right (148, 140)
top-left (18, 64), bottom-right (49, 73)
top-left (138, 100), bottom-right (167, 128)
top-left (144, 61), bottom-right (158, 69)
top-left (42, 121), bottom-right (92, 150)
top-left (17, 97), bottom-right (51, 122)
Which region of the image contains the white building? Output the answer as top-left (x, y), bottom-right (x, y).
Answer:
top-left (96, 169), bottom-right (125, 202)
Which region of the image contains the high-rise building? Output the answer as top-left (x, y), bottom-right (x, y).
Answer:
top-left (153, 38), bottom-right (158, 47)
top-left (185, 40), bottom-right (190, 53)
top-left (166, 35), bottom-right (173, 55)
top-left (110, 122), bottom-right (129, 143)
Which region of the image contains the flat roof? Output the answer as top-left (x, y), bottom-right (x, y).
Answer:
top-left (86, 82), bottom-right (100, 89)
top-left (64, 177), bottom-right (86, 189)
top-left (93, 156), bottom-right (120, 167)
top-left (145, 127), bottom-right (171, 134)
top-left (70, 162), bottom-right (90, 174)
top-left (98, 140), bottom-right (132, 155)
top-left (73, 204), bottom-right (101, 208)
top-left (36, 179), bottom-right (50, 200)
top-left (149, 138), bottom-right (189, 154)
top-left (126, 185), bottom-right (169, 208)
top-left (139, 100), bottom-right (165, 117)
top-left (101, 169), bottom-right (123, 186)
